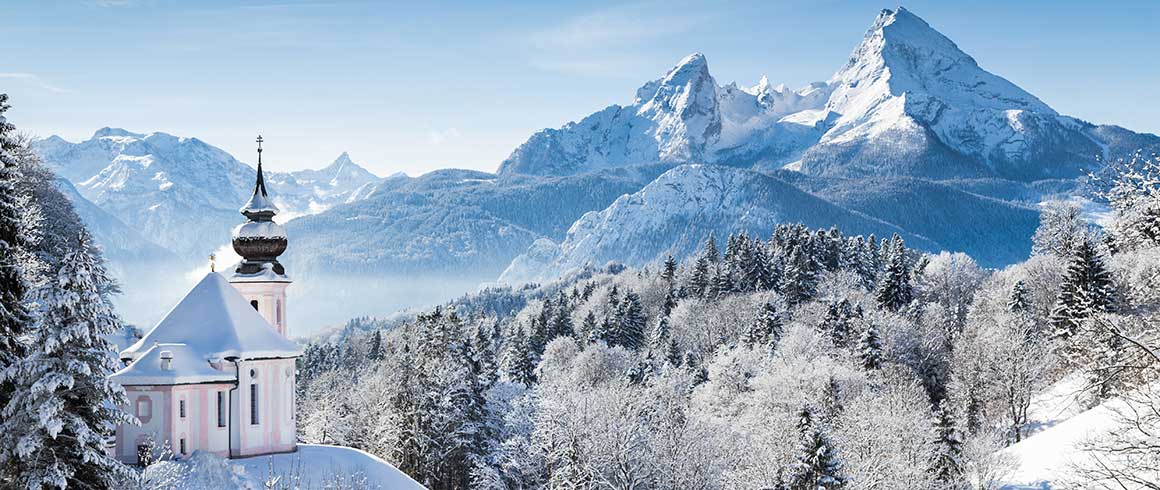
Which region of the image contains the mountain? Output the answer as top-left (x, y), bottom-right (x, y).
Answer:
top-left (497, 53), bottom-right (828, 176)
top-left (498, 164), bottom-right (937, 285)
top-left (51, 178), bottom-right (178, 263)
top-left (799, 7), bottom-right (1146, 181)
top-left (499, 8), bottom-right (1159, 182)
top-left (32, 129), bottom-right (383, 259)
top-left (281, 166), bottom-right (663, 275)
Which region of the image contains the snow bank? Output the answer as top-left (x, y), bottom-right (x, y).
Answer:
top-left (144, 444), bottom-right (425, 489)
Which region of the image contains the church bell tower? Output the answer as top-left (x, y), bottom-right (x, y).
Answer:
top-left (228, 135), bottom-right (292, 337)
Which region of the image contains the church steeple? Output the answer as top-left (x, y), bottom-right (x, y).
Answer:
top-left (232, 135), bottom-right (288, 276)
top-left (240, 135), bottom-right (279, 219)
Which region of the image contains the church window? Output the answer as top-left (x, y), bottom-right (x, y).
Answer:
top-left (250, 383), bottom-right (260, 425)
top-left (217, 391), bottom-right (226, 427)
top-left (276, 299), bottom-right (282, 325)
top-left (179, 399), bottom-right (186, 418)
top-left (136, 397), bottom-right (151, 419)
top-left (179, 438), bottom-right (186, 455)
top-left (250, 299), bottom-right (259, 311)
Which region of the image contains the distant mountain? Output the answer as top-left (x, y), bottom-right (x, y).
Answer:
top-left (498, 164), bottom-right (937, 285)
top-left (281, 166), bottom-right (662, 275)
top-left (32, 129), bottom-right (383, 260)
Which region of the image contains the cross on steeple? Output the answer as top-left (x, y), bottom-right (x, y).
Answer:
top-left (256, 135), bottom-right (264, 164)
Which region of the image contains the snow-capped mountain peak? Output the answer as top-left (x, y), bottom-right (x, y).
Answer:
top-left (634, 52), bottom-right (721, 162)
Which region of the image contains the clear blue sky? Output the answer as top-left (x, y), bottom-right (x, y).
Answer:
top-left (4, 0), bottom-right (1158, 176)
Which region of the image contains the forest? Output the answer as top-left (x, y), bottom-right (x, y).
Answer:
top-left (294, 154), bottom-right (1160, 489)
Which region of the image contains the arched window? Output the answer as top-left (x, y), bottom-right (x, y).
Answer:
top-left (276, 299), bottom-right (282, 325)
top-left (250, 300), bottom-right (259, 311)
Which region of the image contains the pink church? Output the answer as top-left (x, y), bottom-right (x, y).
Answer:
top-left (110, 137), bottom-right (302, 463)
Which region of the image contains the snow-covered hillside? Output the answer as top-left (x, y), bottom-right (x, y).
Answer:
top-left (499, 164), bottom-right (935, 285)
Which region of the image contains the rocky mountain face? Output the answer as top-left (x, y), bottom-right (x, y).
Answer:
top-left (499, 8), bottom-right (1157, 183)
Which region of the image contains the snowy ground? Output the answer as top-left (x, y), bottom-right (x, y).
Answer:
top-left (144, 444), bottom-right (425, 489)
top-left (1000, 375), bottom-right (1149, 489)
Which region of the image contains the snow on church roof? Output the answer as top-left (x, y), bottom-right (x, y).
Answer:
top-left (121, 272), bottom-right (302, 363)
top-left (111, 343), bottom-right (235, 386)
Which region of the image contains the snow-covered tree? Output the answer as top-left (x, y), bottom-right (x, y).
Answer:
top-left (931, 407), bottom-right (964, 486)
top-left (1050, 238), bottom-right (1117, 364)
top-left (857, 322), bottom-right (882, 370)
top-left (874, 235), bottom-right (913, 312)
top-left (0, 231), bottom-right (136, 489)
top-left (1031, 200), bottom-right (1095, 258)
top-left (784, 407), bottom-right (845, 490)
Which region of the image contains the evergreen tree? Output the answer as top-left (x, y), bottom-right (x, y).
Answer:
top-left (689, 256), bottom-right (711, 298)
top-left (1050, 239), bottom-right (1117, 362)
top-left (819, 300), bottom-right (854, 348)
top-left (613, 291), bottom-right (647, 351)
top-left (367, 329), bottom-right (384, 361)
top-left (857, 322), bottom-right (883, 370)
top-left (649, 317), bottom-right (671, 352)
top-left (549, 291), bottom-right (574, 340)
top-left (704, 234), bottom-right (720, 264)
top-left (502, 327), bottom-right (536, 386)
top-left (581, 311), bottom-right (598, 341)
top-left (875, 234), bottom-right (913, 311)
top-left (1007, 279), bottom-right (1031, 314)
top-left (782, 244), bottom-right (817, 305)
top-left (0, 232), bottom-right (135, 489)
top-left (784, 407), bottom-right (846, 490)
top-left (931, 407), bottom-right (964, 485)
top-left (661, 255), bottom-right (677, 284)
top-left (743, 301), bottom-right (783, 348)
top-left (820, 377), bottom-right (843, 424)
top-left (661, 289), bottom-right (678, 318)
top-left (0, 93), bottom-right (35, 453)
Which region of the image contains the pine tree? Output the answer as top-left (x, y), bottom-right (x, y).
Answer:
top-left (367, 329), bottom-right (384, 361)
top-left (704, 234), bottom-right (720, 264)
top-left (661, 289), bottom-right (678, 318)
top-left (650, 316), bottom-right (671, 352)
top-left (820, 377), bottom-right (843, 424)
top-left (784, 407), bottom-right (846, 490)
top-left (581, 311), bottom-right (598, 341)
top-left (549, 292), bottom-right (574, 340)
top-left (1050, 238), bottom-right (1117, 363)
top-left (857, 322), bottom-right (883, 370)
top-left (1007, 279), bottom-right (1031, 314)
top-left (0, 94), bottom-right (35, 451)
top-left (502, 327), bottom-right (536, 386)
top-left (613, 291), bottom-right (647, 351)
top-left (743, 301), bottom-right (783, 348)
top-left (931, 407), bottom-right (964, 485)
top-left (661, 255), bottom-right (677, 284)
top-left (819, 300), bottom-right (854, 348)
top-left (689, 256), bottom-right (711, 298)
top-left (0, 231), bottom-right (135, 489)
top-left (875, 234), bottom-right (913, 311)
top-left (782, 244), bottom-right (817, 305)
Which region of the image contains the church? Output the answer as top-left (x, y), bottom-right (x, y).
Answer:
top-left (110, 137), bottom-right (302, 464)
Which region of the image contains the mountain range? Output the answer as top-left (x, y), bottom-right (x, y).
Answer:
top-left (31, 7), bottom-right (1160, 331)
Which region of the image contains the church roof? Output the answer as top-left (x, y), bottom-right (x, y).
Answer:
top-left (111, 343), bottom-right (235, 386)
top-left (121, 272), bottom-right (302, 362)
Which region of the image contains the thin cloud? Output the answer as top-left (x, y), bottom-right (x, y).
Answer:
top-left (526, 1), bottom-right (716, 76)
top-left (0, 73), bottom-right (76, 94)
top-left (427, 128), bottom-right (461, 145)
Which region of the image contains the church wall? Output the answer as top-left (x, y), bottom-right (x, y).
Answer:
top-left (230, 281), bottom-right (290, 336)
top-left (235, 357), bottom-right (297, 457)
top-left (115, 383), bottom-right (233, 464)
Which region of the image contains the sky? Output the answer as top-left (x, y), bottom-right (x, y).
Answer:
top-left (4, 0), bottom-right (1158, 176)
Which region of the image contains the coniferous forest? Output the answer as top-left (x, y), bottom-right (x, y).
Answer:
top-left (294, 152), bottom-right (1160, 489)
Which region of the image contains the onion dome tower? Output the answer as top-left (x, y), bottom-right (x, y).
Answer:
top-left (229, 135), bottom-right (292, 337)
